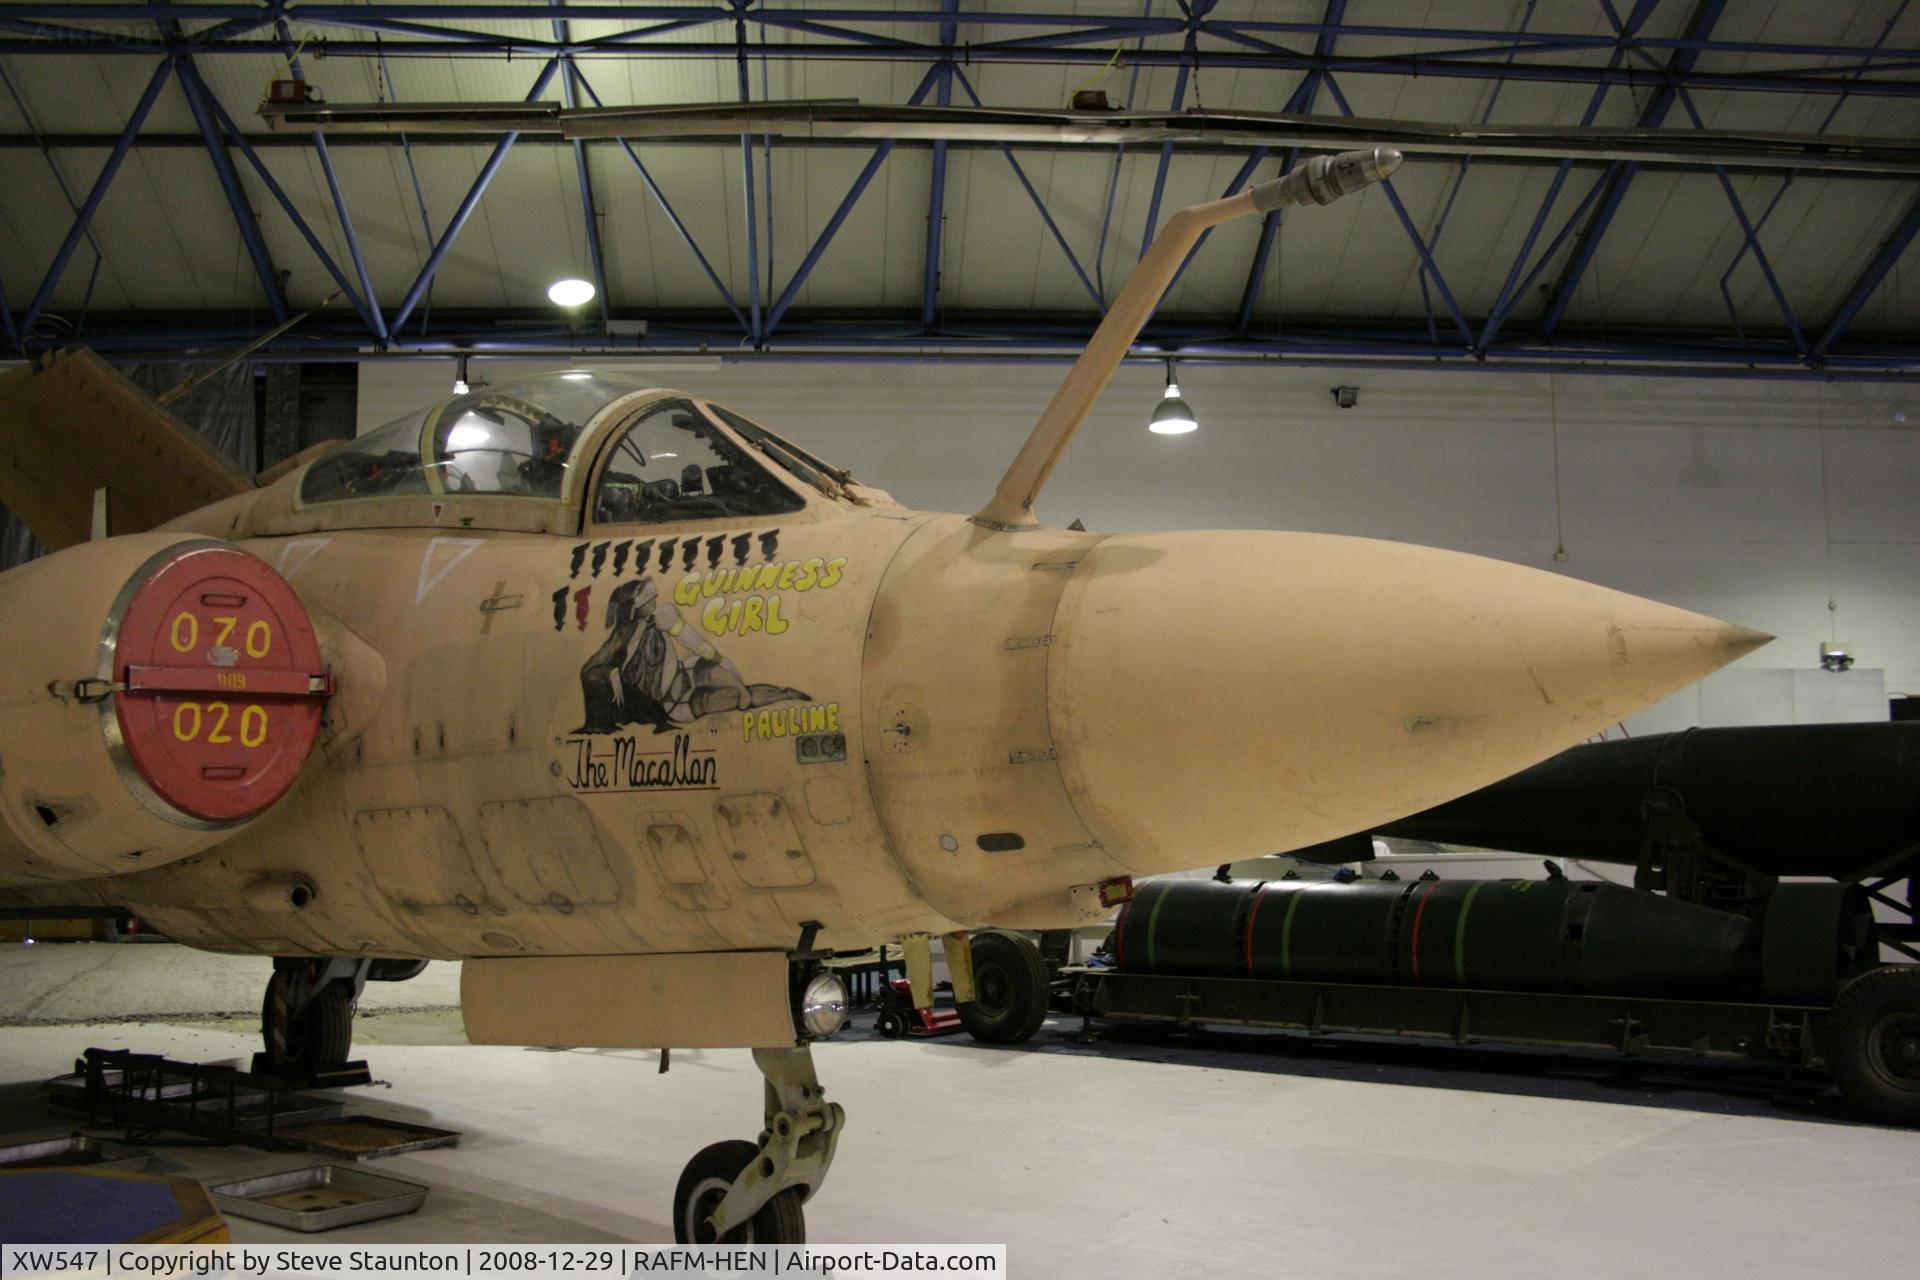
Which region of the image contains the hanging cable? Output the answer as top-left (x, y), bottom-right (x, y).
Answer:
top-left (1549, 374), bottom-right (1568, 563)
top-left (760, 30), bottom-right (775, 308)
top-left (0, 62), bottom-right (105, 338)
top-left (1094, 0), bottom-right (1154, 302)
top-left (1418, 0), bottom-right (1540, 343)
top-left (1068, 46), bottom-right (1123, 103)
top-left (1816, 384), bottom-right (1839, 643)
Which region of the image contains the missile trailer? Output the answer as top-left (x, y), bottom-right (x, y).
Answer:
top-left (1056, 874), bottom-right (1917, 1124)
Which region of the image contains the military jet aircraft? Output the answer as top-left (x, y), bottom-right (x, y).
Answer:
top-left (0, 148), bottom-right (1767, 1242)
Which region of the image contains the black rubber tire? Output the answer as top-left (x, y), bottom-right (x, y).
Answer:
top-left (1828, 966), bottom-right (1920, 1126)
top-left (673, 1140), bottom-right (807, 1244)
top-left (876, 1009), bottom-right (912, 1039)
top-left (261, 971), bottom-right (355, 1075)
top-left (957, 929), bottom-right (1049, 1045)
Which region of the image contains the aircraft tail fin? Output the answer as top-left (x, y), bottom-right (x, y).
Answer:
top-left (0, 347), bottom-right (252, 551)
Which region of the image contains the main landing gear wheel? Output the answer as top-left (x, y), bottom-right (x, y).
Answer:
top-left (957, 929), bottom-right (1049, 1044)
top-left (675, 1141), bottom-right (807, 1244)
top-left (261, 962), bottom-right (355, 1076)
top-left (1828, 966), bottom-right (1920, 1126)
top-left (672, 1045), bottom-right (843, 1244)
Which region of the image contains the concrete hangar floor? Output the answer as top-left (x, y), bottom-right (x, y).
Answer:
top-left (3, 945), bottom-right (1915, 1276)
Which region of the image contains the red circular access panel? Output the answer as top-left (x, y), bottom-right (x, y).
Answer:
top-left (113, 545), bottom-right (330, 823)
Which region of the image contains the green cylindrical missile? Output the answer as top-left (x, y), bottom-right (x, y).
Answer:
top-left (1115, 875), bottom-right (1873, 1004)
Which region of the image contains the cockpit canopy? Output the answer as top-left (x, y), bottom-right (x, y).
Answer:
top-left (298, 372), bottom-right (851, 522)
top-left (301, 372), bottom-right (625, 505)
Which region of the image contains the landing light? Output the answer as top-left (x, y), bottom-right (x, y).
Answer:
top-left (798, 972), bottom-right (849, 1040)
top-left (548, 278), bottom-right (596, 308)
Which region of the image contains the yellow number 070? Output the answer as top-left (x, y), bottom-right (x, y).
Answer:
top-left (171, 701), bottom-right (269, 748)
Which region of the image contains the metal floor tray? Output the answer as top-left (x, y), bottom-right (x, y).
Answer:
top-left (209, 1164), bottom-right (430, 1232)
top-left (275, 1116), bottom-right (461, 1161)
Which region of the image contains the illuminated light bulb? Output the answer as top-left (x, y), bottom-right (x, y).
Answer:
top-left (445, 417), bottom-right (493, 452)
top-left (1148, 381), bottom-right (1199, 435)
top-left (548, 278), bottom-right (596, 308)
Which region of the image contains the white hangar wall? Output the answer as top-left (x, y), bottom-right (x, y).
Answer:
top-left (360, 360), bottom-right (1919, 726)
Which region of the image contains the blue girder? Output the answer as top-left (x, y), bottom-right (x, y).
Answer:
top-left (0, 0), bottom-right (1909, 379)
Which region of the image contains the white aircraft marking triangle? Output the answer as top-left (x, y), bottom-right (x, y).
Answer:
top-left (276, 538), bottom-right (331, 579)
top-left (418, 537), bottom-right (484, 603)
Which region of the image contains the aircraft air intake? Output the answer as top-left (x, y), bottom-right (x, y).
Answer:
top-left (0, 533), bottom-right (332, 883)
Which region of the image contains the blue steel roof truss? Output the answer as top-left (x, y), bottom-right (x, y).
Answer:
top-left (0, 1), bottom-right (1910, 379)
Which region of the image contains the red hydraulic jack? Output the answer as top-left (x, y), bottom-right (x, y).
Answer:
top-left (873, 978), bottom-right (963, 1039)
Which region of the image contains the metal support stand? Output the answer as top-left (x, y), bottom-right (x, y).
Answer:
top-left (901, 933), bottom-right (933, 1009)
top-left (943, 931), bottom-right (976, 1005)
top-left (1861, 856), bottom-right (1920, 963)
top-left (66, 1047), bottom-right (368, 1145)
top-left (705, 1045), bottom-right (844, 1237)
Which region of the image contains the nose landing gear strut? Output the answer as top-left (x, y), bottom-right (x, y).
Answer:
top-left (674, 1044), bottom-right (844, 1244)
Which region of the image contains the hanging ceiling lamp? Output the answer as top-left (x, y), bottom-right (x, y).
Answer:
top-left (1147, 359), bottom-right (1198, 435)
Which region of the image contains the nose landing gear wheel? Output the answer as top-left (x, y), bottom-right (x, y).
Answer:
top-left (675, 1141), bottom-right (807, 1244)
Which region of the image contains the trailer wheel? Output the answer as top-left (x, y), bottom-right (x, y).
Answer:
top-left (875, 1010), bottom-right (910, 1039)
top-left (1828, 966), bottom-right (1920, 1125)
top-left (957, 930), bottom-right (1048, 1044)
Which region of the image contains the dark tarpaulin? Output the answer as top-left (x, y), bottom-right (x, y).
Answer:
top-left (0, 359), bottom-right (255, 570)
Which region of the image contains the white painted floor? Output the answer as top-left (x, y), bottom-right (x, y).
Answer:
top-left (0, 944), bottom-right (461, 1024)
top-left (4, 946), bottom-right (1918, 1277)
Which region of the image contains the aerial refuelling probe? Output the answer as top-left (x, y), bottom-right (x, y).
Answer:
top-left (973, 146), bottom-right (1401, 530)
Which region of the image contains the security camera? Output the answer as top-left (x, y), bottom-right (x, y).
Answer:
top-left (1331, 386), bottom-right (1359, 410)
top-left (1820, 640), bottom-right (1856, 673)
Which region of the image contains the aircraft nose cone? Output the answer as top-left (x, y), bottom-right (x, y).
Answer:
top-left (1048, 531), bottom-right (1768, 875)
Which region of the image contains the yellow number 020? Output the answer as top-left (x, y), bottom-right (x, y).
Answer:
top-left (171, 700), bottom-right (268, 748)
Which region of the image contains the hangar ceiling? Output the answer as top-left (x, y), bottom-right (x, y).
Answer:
top-left (0, 1), bottom-right (1915, 378)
